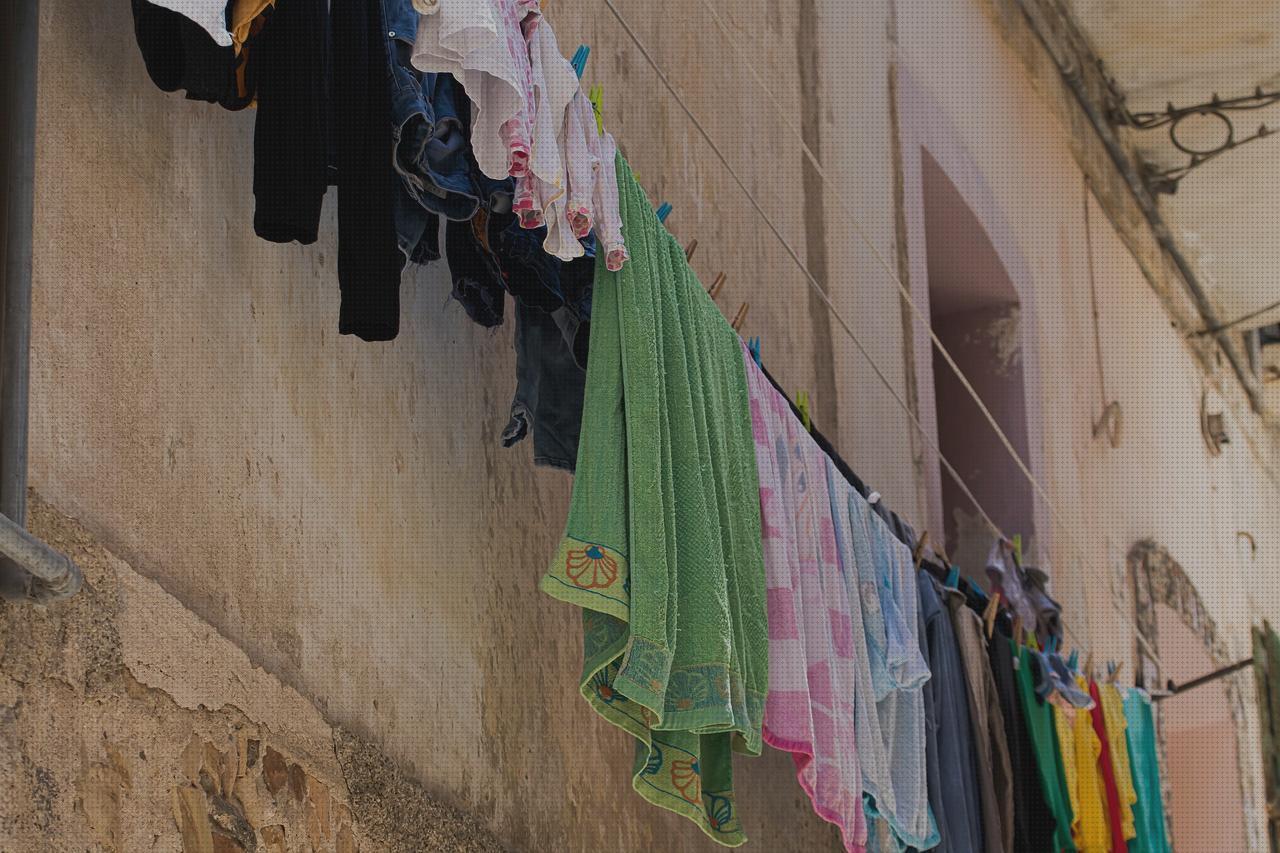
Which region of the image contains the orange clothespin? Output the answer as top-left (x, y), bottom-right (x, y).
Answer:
top-left (731, 302), bottom-right (749, 332)
top-left (708, 272), bottom-right (726, 299)
top-left (983, 592), bottom-right (1001, 639)
top-left (684, 238), bottom-right (699, 261)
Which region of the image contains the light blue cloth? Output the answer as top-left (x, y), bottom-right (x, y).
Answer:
top-left (826, 459), bottom-right (937, 851)
top-left (1122, 688), bottom-right (1172, 853)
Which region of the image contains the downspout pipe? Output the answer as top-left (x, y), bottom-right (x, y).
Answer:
top-left (0, 0), bottom-right (83, 601)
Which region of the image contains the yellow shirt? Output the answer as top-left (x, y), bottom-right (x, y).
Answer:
top-left (1053, 679), bottom-right (1113, 852)
top-left (1098, 683), bottom-right (1139, 840)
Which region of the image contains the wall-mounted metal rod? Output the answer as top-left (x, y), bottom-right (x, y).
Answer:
top-left (1154, 656), bottom-right (1254, 699)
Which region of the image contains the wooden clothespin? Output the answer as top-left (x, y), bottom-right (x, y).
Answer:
top-left (796, 390), bottom-right (812, 432)
top-left (912, 531), bottom-right (931, 572)
top-left (684, 238), bottom-right (698, 261)
top-left (656, 202), bottom-right (673, 223)
top-left (707, 272), bottom-right (726, 299)
top-left (588, 84), bottom-right (605, 135)
top-left (1107, 661), bottom-right (1123, 684)
top-left (731, 302), bottom-right (749, 332)
top-left (983, 592), bottom-right (1001, 639)
top-left (1083, 651), bottom-right (1095, 683)
top-left (1012, 614), bottom-right (1023, 648)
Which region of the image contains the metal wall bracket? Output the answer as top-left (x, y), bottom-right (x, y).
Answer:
top-left (1106, 84), bottom-right (1280, 194)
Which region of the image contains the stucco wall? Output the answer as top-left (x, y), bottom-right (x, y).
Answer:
top-left (1, 495), bottom-right (509, 852)
top-left (19, 0), bottom-right (1280, 850)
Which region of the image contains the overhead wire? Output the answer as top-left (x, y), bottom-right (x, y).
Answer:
top-left (598, 0), bottom-right (1156, 654)
top-left (596, 0), bottom-right (1003, 546)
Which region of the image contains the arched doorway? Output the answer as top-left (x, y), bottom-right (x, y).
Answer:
top-left (921, 149), bottom-right (1036, 575)
top-left (1130, 541), bottom-right (1254, 851)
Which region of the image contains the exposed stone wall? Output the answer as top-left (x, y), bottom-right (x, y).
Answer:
top-left (0, 495), bottom-right (506, 852)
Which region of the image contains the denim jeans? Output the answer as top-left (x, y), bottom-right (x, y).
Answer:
top-left (503, 300), bottom-right (587, 472)
top-left (383, 0), bottom-right (479, 223)
top-left (380, 0), bottom-right (479, 268)
top-left (445, 212), bottom-right (506, 328)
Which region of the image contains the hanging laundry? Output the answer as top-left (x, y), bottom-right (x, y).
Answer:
top-left (742, 348), bottom-right (866, 853)
top-left (411, 0), bottom-right (539, 181)
top-left (989, 634), bottom-right (1060, 851)
top-left (539, 155), bottom-right (767, 846)
top-left (918, 574), bottom-right (985, 853)
top-left (444, 211), bottom-right (507, 328)
top-left (250, 0), bottom-right (329, 245)
top-left (986, 540), bottom-right (1038, 631)
top-left (502, 260), bottom-right (591, 472)
top-left (395, 72), bottom-right (482, 222)
top-left (230, 0), bottom-right (274, 52)
top-left (827, 467), bottom-right (936, 852)
top-left (131, 0), bottom-right (252, 110)
top-left (1121, 689), bottom-right (1172, 853)
top-left (946, 589), bottom-right (1014, 853)
top-left (144, 0), bottom-right (234, 47)
top-left (1014, 643), bottom-right (1078, 852)
top-left (332, 0), bottom-right (408, 341)
top-left (383, 0), bottom-right (480, 261)
top-left (1094, 684), bottom-right (1138, 844)
top-left (594, 132), bottom-right (630, 271)
top-left (518, 22), bottom-right (582, 259)
top-left (1054, 677), bottom-right (1110, 852)
top-left (1088, 680), bottom-right (1134, 852)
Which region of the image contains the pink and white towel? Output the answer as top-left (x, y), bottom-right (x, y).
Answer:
top-left (742, 346), bottom-right (867, 853)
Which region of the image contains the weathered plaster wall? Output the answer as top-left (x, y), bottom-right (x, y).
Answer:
top-left (25, 0), bottom-right (887, 850)
top-left (1, 495), bottom-right (507, 852)
top-left (18, 0), bottom-right (1280, 849)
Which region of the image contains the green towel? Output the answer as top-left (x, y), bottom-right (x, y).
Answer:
top-left (540, 154), bottom-right (768, 847)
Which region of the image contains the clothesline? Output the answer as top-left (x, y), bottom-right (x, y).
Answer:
top-left (126, 2), bottom-right (1183, 848)
top-left (598, 0), bottom-right (1162, 657)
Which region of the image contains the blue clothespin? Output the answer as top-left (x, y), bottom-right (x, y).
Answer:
top-left (656, 202), bottom-right (673, 223)
top-left (1067, 648), bottom-right (1079, 670)
top-left (944, 564), bottom-right (960, 590)
top-left (571, 44), bottom-right (590, 78)
top-left (747, 336), bottom-right (761, 366)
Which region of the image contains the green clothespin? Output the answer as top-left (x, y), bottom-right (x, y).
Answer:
top-left (796, 391), bottom-right (812, 433)
top-left (1012, 534), bottom-right (1023, 565)
top-left (588, 84), bottom-right (605, 135)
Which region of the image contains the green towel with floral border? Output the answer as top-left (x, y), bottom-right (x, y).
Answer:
top-left (540, 153), bottom-right (768, 847)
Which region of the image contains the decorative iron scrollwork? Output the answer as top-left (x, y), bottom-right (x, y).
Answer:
top-left (1107, 85), bottom-right (1280, 194)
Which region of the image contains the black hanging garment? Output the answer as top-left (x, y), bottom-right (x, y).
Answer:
top-left (252, 0), bottom-right (330, 246)
top-left (331, 0), bottom-right (406, 341)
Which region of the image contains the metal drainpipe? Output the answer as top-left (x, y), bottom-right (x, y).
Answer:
top-left (0, 0), bottom-right (83, 602)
